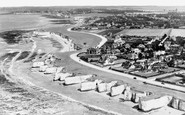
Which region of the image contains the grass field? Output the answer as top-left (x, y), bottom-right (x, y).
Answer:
top-left (49, 19), bottom-right (74, 24)
top-left (116, 29), bottom-right (171, 37)
top-left (98, 29), bottom-right (122, 35)
top-left (170, 29), bottom-right (185, 37)
top-left (44, 26), bottom-right (101, 49)
top-left (116, 28), bottom-right (185, 37)
top-left (73, 13), bottom-right (113, 17)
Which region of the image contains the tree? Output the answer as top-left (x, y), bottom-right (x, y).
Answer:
top-left (138, 53), bottom-right (143, 59)
top-left (131, 39), bottom-right (144, 48)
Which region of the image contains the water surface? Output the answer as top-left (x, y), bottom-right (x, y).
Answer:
top-left (0, 14), bottom-right (50, 32)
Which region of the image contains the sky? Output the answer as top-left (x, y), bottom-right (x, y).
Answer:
top-left (0, 0), bottom-right (185, 7)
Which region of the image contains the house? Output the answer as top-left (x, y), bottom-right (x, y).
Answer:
top-left (122, 60), bottom-right (132, 69)
top-left (100, 40), bottom-right (114, 54)
top-left (86, 48), bottom-right (101, 55)
top-left (164, 41), bottom-right (171, 50)
top-left (104, 57), bottom-right (115, 66)
top-left (80, 55), bottom-right (101, 62)
top-left (154, 51), bottom-right (165, 58)
top-left (114, 37), bottom-right (125, 47)
top-left (128, 48), bottom-right (141, 60)
top-left (170, 44), bottom-right (181, 54)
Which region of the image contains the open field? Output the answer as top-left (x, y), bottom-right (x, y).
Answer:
top-left (170, 29), bottom-right (185, 37)
top-left (116, 29), bottom-right (185, 37)
top-left (44, 26), bottom-right (101, 50)
top-left (98, 29), bottom-right (122, 35)
top-left (50, 19), bottom-right (74, 24)
top-left (116, 29), bottom-right (171, 37)
top-left (73, 13), bottom-right (114, 17)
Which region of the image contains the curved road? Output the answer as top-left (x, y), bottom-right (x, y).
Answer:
top-left (67, 28), bottom-right (107, 48)
top-left (67, 28), bottom-right (185, 93)
top-left (44, 25), bottom-right (185, 100)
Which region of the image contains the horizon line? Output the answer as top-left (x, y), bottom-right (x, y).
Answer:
top-left (1, 5), bottom-right (185, 8)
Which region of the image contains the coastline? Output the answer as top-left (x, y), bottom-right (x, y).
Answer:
top-left (1, 14), bottom-right (185, 114)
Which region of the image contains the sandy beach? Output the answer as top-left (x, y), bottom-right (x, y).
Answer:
top-left (0, 29), bottom-right (115, 115)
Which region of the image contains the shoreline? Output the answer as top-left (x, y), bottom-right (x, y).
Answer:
top-left (33, 31), bottom-right (74, 52)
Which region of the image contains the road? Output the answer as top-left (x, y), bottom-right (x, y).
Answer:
top-left (44, 25), bottom-right (185, 99)
top-left (67, 28), bottom-right (185, 93)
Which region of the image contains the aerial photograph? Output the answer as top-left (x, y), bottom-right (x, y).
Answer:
top-left (0, 0), bottom-right (185, 114)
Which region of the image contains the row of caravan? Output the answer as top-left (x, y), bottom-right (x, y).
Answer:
top-left (55, 73), bottom-right (185, 112)
top-left (32, 61), bottom-right (185, 112)
top-left (32, 61), bottom-right (65, 74)
top-left (139, 95), bottom-right (185, 112)
top-left (78, 79), bottom-right (185, 112)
